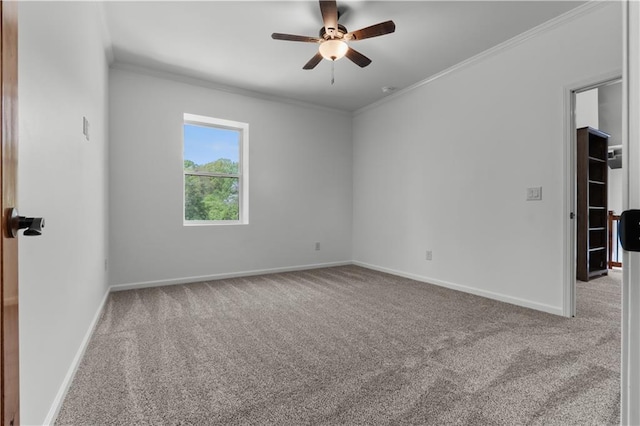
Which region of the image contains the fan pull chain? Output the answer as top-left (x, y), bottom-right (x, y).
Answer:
top-left (331, 60), bottom-right (335, 85)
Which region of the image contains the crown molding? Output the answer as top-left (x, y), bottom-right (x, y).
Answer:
top-left (354, 0), bottom-right (615, 117)
top-left (110, 61), bottom-right (351, 116)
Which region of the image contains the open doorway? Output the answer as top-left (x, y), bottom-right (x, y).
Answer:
top-left (562, 76), bottom-right (624, 423)
top-left (571, 77), bottom-right (623, 317)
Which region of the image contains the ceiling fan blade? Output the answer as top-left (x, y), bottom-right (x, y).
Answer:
top-left (345, 47), bottom-right (372, 68)
top-left (319, 0), bottom-right (338, 35)
top-left (346, 20), bottom-right (396, 41)
top-left (272, 33), bottom-right (322, 43)
top-left (303, 52), bottom-right (324, 70)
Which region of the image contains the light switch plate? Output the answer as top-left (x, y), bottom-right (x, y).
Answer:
top-left (83, 116), bottom-right (90, 141)
top-left (527, 187), bottom-right (542, 201)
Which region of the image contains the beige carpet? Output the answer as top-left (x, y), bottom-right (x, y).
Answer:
top-left (56, 266), bottom-right (620, 425)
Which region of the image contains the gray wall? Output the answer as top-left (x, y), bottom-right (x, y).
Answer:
top-left (19, 2), bottom-right (110, 423)
top-left (108, 68), bottom-right (353, 287)
top-left (599, 82), bottom-right (623, 147)
top-left (599, 82), bottom-right (623, 214)
top-left (352, 3), bottom-right (622, 314)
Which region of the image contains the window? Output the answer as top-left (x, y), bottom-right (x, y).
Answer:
top-left (183, 113), bottom-right (248, 225)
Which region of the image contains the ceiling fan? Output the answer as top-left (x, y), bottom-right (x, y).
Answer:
top-left (271, 0), bottom-right (396, 70)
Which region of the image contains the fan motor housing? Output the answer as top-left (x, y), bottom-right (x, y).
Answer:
top-left (320, 24), bottom-right (348, 39)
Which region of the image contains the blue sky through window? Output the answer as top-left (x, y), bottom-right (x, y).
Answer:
top-left (184, 124), bottom-right (239, 166)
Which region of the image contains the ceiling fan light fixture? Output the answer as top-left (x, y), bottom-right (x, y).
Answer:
top-left (271, 0), bottom-right (396, 69)
top-left (319, 39), bottom-right (348, 61)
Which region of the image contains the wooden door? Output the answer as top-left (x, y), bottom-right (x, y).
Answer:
top-left (0, 1), bottom-right (19, 425)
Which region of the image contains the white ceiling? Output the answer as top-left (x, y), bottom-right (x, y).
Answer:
top-left (103, 1), bottom-right (586, 112)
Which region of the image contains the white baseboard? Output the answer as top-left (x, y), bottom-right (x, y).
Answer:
top-left (353, 261), bottom-right (564, 316)
top-left (43, 287), bottom-right (111, 425)
top-left (109, 261), bottom-right (353, 292)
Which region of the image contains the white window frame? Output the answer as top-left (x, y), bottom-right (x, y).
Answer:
top-left (183, 113), bottom-right (249, 226)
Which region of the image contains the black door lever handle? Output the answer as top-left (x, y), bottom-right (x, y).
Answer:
top-left (5, 208), bottom-right (45, 238)
top-left (620, 209), bottom-right (640, 252)
top-left (19, 216), bottom-right (44, 236)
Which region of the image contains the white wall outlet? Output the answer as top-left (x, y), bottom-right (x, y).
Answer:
top-left (426, 250), bottom-right (432, 261)
top-left (315, 242), bottom-right (320, 251)
top-left (83, 116), bottom-right (90, 141)
top-left (526, 187), bottom-right (542, 201)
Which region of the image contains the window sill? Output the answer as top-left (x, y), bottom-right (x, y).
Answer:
top-left (183, 220), bottom-right (248, 227)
